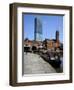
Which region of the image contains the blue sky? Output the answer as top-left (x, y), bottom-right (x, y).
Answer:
top-left (23, 14), bottom-right (63, 42)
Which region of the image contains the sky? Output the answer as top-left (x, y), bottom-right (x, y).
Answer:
top-left (23, 14), bottom-right (63, 42)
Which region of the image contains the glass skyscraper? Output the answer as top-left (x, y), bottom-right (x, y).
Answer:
top-left (34, 17), bottom-right (42, 41)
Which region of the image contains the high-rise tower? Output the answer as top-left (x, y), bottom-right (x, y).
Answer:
top-left (56, 30), bottom-right (59, 42)
top-left (34, 17), bottom-right (42, 41)
top-left (56, 30), bottom-right (60, 48)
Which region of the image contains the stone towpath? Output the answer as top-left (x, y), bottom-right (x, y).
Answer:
top-left (23, 53), bottom-right (56, 74)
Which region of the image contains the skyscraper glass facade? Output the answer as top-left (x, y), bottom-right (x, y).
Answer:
top-left (34, 17), bottom-right (42, 41)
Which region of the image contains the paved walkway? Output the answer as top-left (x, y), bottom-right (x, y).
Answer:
top-left (23, 53), bottom-right (56, 74)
